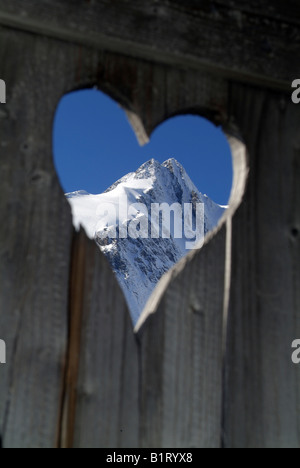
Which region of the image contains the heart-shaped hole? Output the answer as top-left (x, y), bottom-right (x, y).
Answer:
top-left (53, 89), bottom-right (233, 324)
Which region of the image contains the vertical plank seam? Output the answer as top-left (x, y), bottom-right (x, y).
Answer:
top-left (57, 229), bottom-right (86, 448)
top-left (221, 217), bottom-right (232, 448)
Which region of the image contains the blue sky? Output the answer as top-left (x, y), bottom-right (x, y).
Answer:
top-left (53, 89), bottom-right (232, 206)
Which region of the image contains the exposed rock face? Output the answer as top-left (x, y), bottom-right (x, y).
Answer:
top-left (67, 158), bottom-right (225, 323)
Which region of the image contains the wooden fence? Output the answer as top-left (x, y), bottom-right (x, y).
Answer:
top-left (0, 0), bottom-right (299, 448)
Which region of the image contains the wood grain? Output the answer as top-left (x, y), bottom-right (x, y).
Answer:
top-left (0, 2), bottom-right (299, 448)
top-left (223, 85), bottom-right (300, 448)
top-left (0, 0), bottom-right (298, 89)
top-left (137, 228), bottom-right (227, 448)
top-left (0, 29), bottom-right (73, 448)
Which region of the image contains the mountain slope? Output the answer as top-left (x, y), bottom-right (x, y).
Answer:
top-left (67, 159), bottom-right (225, 324)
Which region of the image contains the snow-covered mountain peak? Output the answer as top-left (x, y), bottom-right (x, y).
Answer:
top-left (135, 158), bottom-right (162, 177)
top-left (66, 190), bottom-right (91, 199)
top-left (67, 159), bottom-right (225, 324)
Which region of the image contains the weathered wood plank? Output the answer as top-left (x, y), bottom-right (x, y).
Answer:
top-left (58, 41), bottom-right (233, 448)
top-left (136, 226), bottom-right (227, 448)
top-left (223, 84), bottom-right (300, 448)
top-left (0, 0), bottom-right (298, 89)
top-left (60, 231), bottom-right (139, 449)
top-left (0, 29), bottom-right (73, 448)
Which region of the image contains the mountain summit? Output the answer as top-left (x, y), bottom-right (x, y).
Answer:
top-left (67, 159), bottom-right (225, 324)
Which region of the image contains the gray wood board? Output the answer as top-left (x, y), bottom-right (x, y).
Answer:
top-left (0, 29), bottom-right (73, 447)
top-left (223, 84), bottom-right (300, 448)
top-left (0, 1), bottom-right (299, 89)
